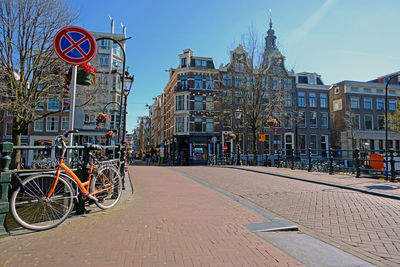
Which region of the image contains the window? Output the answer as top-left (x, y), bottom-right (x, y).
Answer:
top-left (285, 113), bottom-right (292, 129)
top-left (84, 113), bottom-right (95, 125)
top-left (175, 117), bottom-right (184, 132)
top-left (365, 114), bottom-right (373, 130)
top-left (61, 117), bottom-right (69, 131)
top-left (205, 97), bottom-right (214, 110)
top-left (99, 55), bottom-right (109, 67)
top-left (262, 77), bottom-right (269, 88)
top-left (46, 116), bottom-right (59, 132)
top-left (309, 76), bottom-right (316, 85)
top-left (194, 117), bottom-right (202, 132)
top-left (112, 59), bottom-right (122, 70)
top-left (194, 76), bottom-right (202, 89)
top-left (310, 135), bottom-right (317, 154)
top-left (206, 118), bottom-right (214, 132)
top-left (284, 78), bottom-right (292, 89)
top-left (6, 122), bottom-right (12, 135)
top-left (389, 90), bottom-right (396, 95)
top-left (262, 93), bottom-right (270, 102)
top-left (234, 63), bottom-right (243, 72)
top-left (363, 98), bottom-right (372, 110)
top-left (272, 78), bottom-right (280, 90)
top-left (298, 92), bottom-right (305, 107)
top-left (377, 115), bottom-right (385, 130)
top-left (195, 60), bottom-right (207, 67)
top-left (223, 75), bottom-right (232, 86)
top-left (34, 119), bottom-right (44, 132)
top-left (47, 98), bottom-right (59, 111)
top-left (36, 99), bottom-right (45, 111)
top-left (247, 77), bottom-right (254, 87)
top-left (99, 39), bottom-right (110, 50)
top-left (234, 92), bottom-right (242, 105)
top-left (351, 114), bottom-right (360, 129)
top-left (299, 135), bottom-right (306, 154)
top-left (321, 113), bottom-right (328, 129)
top-left (334, 87), bottom-right (340, 94)
top-left (364, 88), bottom-right (371, 93)
top-left (112, 43), bottom-right (122, 57)
top-left (376, 89), bottom-right (384, 94)
top-left (272, 66), bottom-right (280, 75)
top-left (194, 96), bottom-right (203, 110)
top-left (310, 111), bottom-right (317, 128)
top-left (234, 76), bottom-right (242, 88)
top-left (376, 99), bottom-right (384, 110)
top-left (320, 93), bottom-right (328, 108)
top-left (284, 94), bottom-right (292, 107)
top-left (309, 93), bottom-right (317, 108)
top-left (222, 91), bottom-right (232, 104)
top-left (350, 97), bottom-right (360, 109)
top-left (299, 111), bottom-right (306, 128)
top-left (206, 76), bottom-right (213, 89)
top-left (181, 58), bottom-right (187, 67)
top-left (176, 95), bottom-right (184, 111)
top-left (389, 100), bottom-right (397, 111)
top-left (223, 111), bottom-right (231, 127)
top-left (351, 87), bottom-right (359, 92)
top-left (181, 76), bottom-right (188, 89)
top-left (298, 76), bottom-right (308, 84)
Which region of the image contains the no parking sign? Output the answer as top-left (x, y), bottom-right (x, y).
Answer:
top-left (53, 26), bottom-right (97, 65)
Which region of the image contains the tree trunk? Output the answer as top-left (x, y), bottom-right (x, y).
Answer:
top-left (11, 130), bottom-right (22, 171)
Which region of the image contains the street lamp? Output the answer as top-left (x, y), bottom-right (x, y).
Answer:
top-left (235, 108), bottom-right (243, 166)
top-left (385, 74), bottom-right (400, 182)
top-left (122, 72), bottom-right (134, 145)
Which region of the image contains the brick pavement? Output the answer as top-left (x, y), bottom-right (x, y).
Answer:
top-left (174, 166), bottom-right (400, 267)
top-left (234, 166), bottom-right (400, 197)
top-left (0, 166), bottom-right (303, 267)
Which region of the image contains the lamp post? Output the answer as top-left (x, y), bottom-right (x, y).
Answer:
top-left (235, 108), bottom-right (243, 166)
top-left (385, 74), bottom-right (400, 182)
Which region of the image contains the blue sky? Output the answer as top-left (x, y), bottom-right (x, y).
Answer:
top-left (69, 0), bottom-right (400, 132)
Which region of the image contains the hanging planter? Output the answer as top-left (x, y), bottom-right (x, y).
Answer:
top-left (96, 112), bottom-right (110, 128)
top-left (67, 63), bottom-right (97, 86)
top-left (105, 130), bottom-right (115, 139)
top-left (267, 119), bottom-right (278, 127)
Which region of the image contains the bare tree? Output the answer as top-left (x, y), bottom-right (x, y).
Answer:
top-left (0, 0), bottom-right (79, 168)
top-left (220, 25), bottom-right (292, 163)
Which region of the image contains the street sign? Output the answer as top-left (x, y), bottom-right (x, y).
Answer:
top-left (53, 26), bottom-right (97, 65)
top-left (223, 146), bottom-right (228, 152)
top-left (211, 136), bottom-right (217, 143)
top-left (132, 146), bottom-right (136, 151)
top-left (259, 134), bottom-right (266, 142)
top-left (160, 142), bottom-right (164, 148)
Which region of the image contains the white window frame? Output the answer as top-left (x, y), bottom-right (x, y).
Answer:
top-left (46, 116), bottom-right (59, 132)
top-left (34, 118), bottom-right (44, 132)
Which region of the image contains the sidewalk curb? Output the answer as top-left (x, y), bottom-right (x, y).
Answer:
top-left (224, 166), bottom-right (400, 200)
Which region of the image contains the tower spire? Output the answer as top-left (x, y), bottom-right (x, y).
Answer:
top-left (269, 9), bottom-right (272, 30)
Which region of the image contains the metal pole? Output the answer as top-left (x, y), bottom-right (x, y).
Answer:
top-left (385, 74), bottom-right (400, 182)
top-left (67, 65), bottom-right (77, 163)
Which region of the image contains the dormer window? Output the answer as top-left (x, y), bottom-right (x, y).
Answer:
top-left (309, 75), bottom-right (316, 85)
top-left (181, 58), bottom-right (187, 68)
top-left (195, 60), bottom-right (207, 67)
top-left (298, 76), bottom-right (308, 84)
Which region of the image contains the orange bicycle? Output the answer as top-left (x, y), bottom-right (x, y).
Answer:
top-left (10, 130), bottom-right (122, 231)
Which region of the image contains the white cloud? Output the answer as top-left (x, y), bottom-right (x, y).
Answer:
top-left (290, 0), bottom-right (336, 43)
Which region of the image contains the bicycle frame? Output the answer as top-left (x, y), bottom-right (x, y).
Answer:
top-left (46, 158), bottom-right (112, 200)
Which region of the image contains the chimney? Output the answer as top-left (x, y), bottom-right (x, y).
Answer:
top-left (110, 16), bottom-right (114, 34)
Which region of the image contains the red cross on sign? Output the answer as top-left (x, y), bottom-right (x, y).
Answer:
top-left (53, 26), bottom-right (97, 65)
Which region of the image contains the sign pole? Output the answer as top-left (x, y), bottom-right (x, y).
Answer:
top-left (68, 65), bottom-right (77, 161)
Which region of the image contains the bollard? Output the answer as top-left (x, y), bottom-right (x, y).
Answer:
top-left (390, 150), bottom-right (396, 182)
top-left (0, 142), bottom-right (13, 236)
top-left (329, 147), bottom-right (334, 175)
top-left (354, 149), bottom-right (360, 178)
top-left (291, 148), bottom-right (295, 170)
top-left (307, 148), bottom-right (312, 172)
top-left (277, 150), bottom-right (281, 168)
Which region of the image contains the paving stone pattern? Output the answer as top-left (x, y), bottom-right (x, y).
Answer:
top-left (0, 167), bottom-right (303, 267)
top-left (174, 167), bottom-right (400, 267)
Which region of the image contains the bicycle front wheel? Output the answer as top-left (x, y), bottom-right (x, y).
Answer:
top-left (90, 166), bottom-right (122, 209)
top-left (10, 174), bottom-right (74, 231)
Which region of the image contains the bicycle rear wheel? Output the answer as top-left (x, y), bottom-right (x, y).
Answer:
top-left (90, 165), bottom-right (122, 209)
top-left (10, 174), bottom-right (74, 231)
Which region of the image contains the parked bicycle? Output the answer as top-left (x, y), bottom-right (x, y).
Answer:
top-left (9, 130), bottom-right (122, 231)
